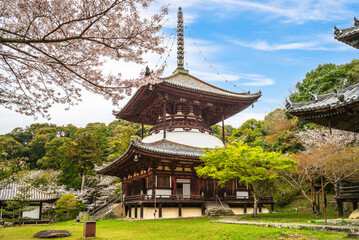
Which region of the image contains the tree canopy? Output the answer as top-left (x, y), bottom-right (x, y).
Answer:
top-left (0, 0), bottom-right (167, 118)
top-left (196, 141), bottom-right (296, 217)
top-left (289, 59), bottom-right (359, 103)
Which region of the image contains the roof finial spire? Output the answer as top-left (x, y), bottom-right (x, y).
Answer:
top-left (173, 7), bottom-right (189, 74)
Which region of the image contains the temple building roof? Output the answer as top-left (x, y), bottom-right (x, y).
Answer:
top-left (134, 139), bottom-right (203, 157)
top-left (97, 138), bottom-right (204, 176)
top-left (0, 183), bottom-right (58, 202)
top-left (334, 17), bottom-right (359, 49)
top-left (287, 83), bottom-right (359, 132)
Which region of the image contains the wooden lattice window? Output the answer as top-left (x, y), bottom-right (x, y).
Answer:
top-left (157, 176), bottom-right (170, 188)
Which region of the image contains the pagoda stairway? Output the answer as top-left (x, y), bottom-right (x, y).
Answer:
top-left (205, 196), bottom-right (235, 216)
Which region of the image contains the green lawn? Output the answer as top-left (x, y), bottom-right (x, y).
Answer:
top-left (241, 210), bottom-right (349, 223)
top-left (0, 217), bottom-right (348, 240)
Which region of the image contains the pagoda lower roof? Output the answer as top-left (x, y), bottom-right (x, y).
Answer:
top-left (287, 83), bottom-right (359, 132)
top-left (97, 138), bottom-right (204, 176)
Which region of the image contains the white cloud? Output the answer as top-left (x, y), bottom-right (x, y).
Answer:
top-left (231, 39), bottom-right (320, 51)
top-left (224, 112), bottom-right (266, 128)
top-left (167, 0), bottom-right (355, 23)
top-left (238, 73), bottom-right (275, 86)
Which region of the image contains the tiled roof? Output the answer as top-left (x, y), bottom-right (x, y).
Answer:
top-left (334, 17), bottom-right (359, 49)
top-left (162, 72), bottom-right (261, 99)
top-left (334, 25), bottom-right (359, 40)
top-left (287, 83), bottom-right (359, 113)
top-left (0, 183), bottom-right (58, 202)
top-left (133, 139), bottom-right (203, 157)
top-left (98, 138), bottom-right (205, 174)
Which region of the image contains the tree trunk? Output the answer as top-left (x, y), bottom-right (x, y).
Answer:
top-left (81, 173), bottom-right (85, 195)
top-left (252, 191), bottom-right (258, 218)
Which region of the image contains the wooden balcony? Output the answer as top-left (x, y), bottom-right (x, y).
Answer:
top-left (225, 196), bottom-right (274, 204)
top-left (124, 194), bottom-right (204, 204)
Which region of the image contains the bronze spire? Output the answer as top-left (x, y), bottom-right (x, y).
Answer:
top-left (173, 7), bottom-right (189, 74)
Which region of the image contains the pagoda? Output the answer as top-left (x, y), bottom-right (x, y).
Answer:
top-left (98, 7), bottom-right (273, 219)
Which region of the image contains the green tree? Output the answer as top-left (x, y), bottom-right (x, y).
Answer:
top-left (59, 132), bottom-right (106, 189)
top-left (37, 137), bottom-right (71, 169)
top-left (107, 125), bottom-right (137, 162)
top-left (196, 142), bottom-right (296, 217)
top-left (0, 136), bottom-right (28, 182)
top-left (55, 194), bottom-right (82, 221)
top-left (290, 60), bottom-right (359, 103)
top-left (229, 119), bottom-right (267, 147)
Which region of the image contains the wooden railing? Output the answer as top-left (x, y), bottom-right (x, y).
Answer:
top-left (337, 186), bottom-right (359, 199)
top-left (225, 196), bottom-right (274, 203)
top-left (124, 194), bottom-right (204, 202)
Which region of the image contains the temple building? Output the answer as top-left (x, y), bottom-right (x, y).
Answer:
top-left (287, 17), bottom-right (359, 133)
top-left (286, 84), bottom-right (359, 133)
top-left (286, 18), bottom-right (359, 218)
top-left (98, 7), bottom-right (274, 219)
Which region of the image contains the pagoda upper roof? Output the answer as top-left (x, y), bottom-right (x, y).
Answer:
top-left (162, 72), bottom-right (260, 99)
top-left (334, 17), bottom-right (359, 49)
top-left (97, 138), bottom-right (203, 176)
top-left (114, 71), bottom-right (261, 125)
top-left (287, 83), bottom-right (359, 132)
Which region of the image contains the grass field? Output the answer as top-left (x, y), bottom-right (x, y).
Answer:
top-left (0, 216), bottom-right (348, 240)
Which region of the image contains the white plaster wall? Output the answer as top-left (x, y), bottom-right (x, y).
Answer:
top-left (155, 189), bottom-right (171, 197)
top-left (230, 207), bottom-right (269, 215)
top-left (23, 205), bottom-right (40, 219)
top-left (181, 207), bottom-right (202, 217)
top-left (161, 207), bottom-right (179, 218)
top-left (134, 207), bottom-right (203, 219)
top-left (143, 129), bottom-right (224, 148)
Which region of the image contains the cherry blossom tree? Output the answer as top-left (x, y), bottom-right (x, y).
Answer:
top-left (280, 128), bottom-right (359, 215)
top-left (0, 0), bottom-right (167, 118)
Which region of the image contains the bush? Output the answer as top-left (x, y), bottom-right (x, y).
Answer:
top-left (55, 194), bottom-right (84, 221)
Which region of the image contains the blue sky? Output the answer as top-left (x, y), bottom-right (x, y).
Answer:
top-left (1, 0), bottom-right (359, 134)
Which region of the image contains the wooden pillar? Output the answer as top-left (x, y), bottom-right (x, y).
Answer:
top-left (159, 203), bottom-right (162, 218)
top-left (163, 101), bottom-right (167, 139)
top-left (221, 111), bottom-right (225, 145)
top-left (201, 204), bottom-right (205, 215)
top-left (129, 205), bottom-right (132, 218)
top-left (338, 200), bottom-right (344, 218)
top-left (141, 123), bottom-right (144, 140)
top-left (135, 205), bottom-right (138, 218)
top-left (243, 204), bottom-right (247, 214)
top-left (140, 204), bottom-right (144, 219)
top-left (353, 202), bottom-right (358, 211)
top-left (259, 204), bottom-right (262, 213)
top-left (178, 204), bottom-right (182, 217)
top-left (213, 179), bottom-right (216, 200)
top-left (328, 119), bottom-right (332, 135)
top-left (271, 204), bottom-right (274, 212)
top-left (39, 202), bottom-right (43, 220)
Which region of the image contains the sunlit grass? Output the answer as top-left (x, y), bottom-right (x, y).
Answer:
top-left (0, 217), bottom-right (348, 240)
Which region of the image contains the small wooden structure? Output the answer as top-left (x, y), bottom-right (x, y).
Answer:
top-left (336, 183), bottom-right (359, 218)
top-left (0, 183), bottom-right (57, 223)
